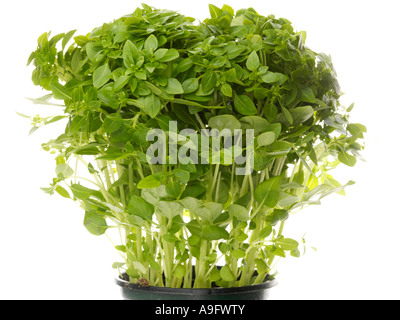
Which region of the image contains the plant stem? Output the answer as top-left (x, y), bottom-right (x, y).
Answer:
top-left (207, 163), bottom-right (220, 202)
top-left (239, 212), bottom-right (263, 286)
top-left (136, 228), bottom-right (143, 265)
top-left (194, 240), bottom-right (209, 288)
top-left (116, 160), bottom-right (126, 207)
top-left (239, 175), bottom-right (249, 198)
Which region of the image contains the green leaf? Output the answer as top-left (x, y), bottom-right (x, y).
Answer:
top-left (291, 248), bottom-right (301, 258)
top-left (188, 235), bottom-right (201, 247)
top-left (176, 58), bottom-right (193, 74)
top-left (281, 107), bottom-right (293, 125)
top-left (159, 49), bottom-right (179, 62)
top-left (208, 115), bottom-right (241, 132)
top-left (173, 169), bottom-right (190, 184)
top-left (144, 34), bottom-right (158, 53)
top-left (264, 102), bottom-right (278, 123)
top-left (127, 195), bottom-right (154, 220)
top-left (137, 174), bottom-right (164, 189)
top-left (93, 63), bottom-right (111, 89)
top-left (49, 33), bottom-right (65, 47)
top-left (70, 184), bottom-right (98, 200)
top-left (347, 123), bottom-right (367, 137)
top-left (69, 115), bottom-right (87, 133)
top-left (181, 185), bottom-right (206, 199)
top-left (226, 44), bottom-right (247, 59)
top-left (301, 87), bottom-right (316, 103)
top-left (143, 94), bottom-right (162, 118)
top-left (290, 106), bottom-right (315, 124)
top-left (50, 83), bottom-right (72, 100)
top-left (256, 259), bottom-right (268, 274)
top-left (47, 115), bottom-right (67, 125)
top-left (210, 267), bottom-right (222, 282)
top-left (221, 83), bottom-right (233, 97)
top-left (196, 202), bottom-right (223, 222)
top-left (218, 242), bottom-right (230, 254)
top-left (113, 75), bottom-right (130, 92)
top-left (166, 181), bottom-right (182, 198)
top-left (259, 226), bottom-right (273, 239)
top-left (186, 220), bottom-right (202, 238)
top-left (228, 204), bottom-right (249, 221)
top-left (254, 177), bottom-right (281, 207)
top-left (165, 78), bottom-right (184, 95)
top-left (55, 186), bottom-right (71, 199)
top-left (338, 152), bottom-right (357, 167)
top-left (55, 164), bottom-right (74, 179)
top-left (86, 42), bottom-right (103, 62)
top-left (209, 4), bottom-right (222, 20)
top-left (62, 29), bottom-right (77, 50)
top-left (263, 72), bottom-right (287, 85)
top-left (83, 211), bottom-right (108, 236)
top-left (265, 123), bottom-right (282, 140)
top-left (182, 78), bottom-right (199, 94)
top-left (112, 262), bottom-right (125, 269)
top-left (115, 245), bottom-right (127, 252)
top-left (154, 48), bottom-right (168, 60)
top-left (276, 237), bottom-right (299, 251)
top-left (174, 265), bottom-right (186, 278)
top-left (257, 132), bottom-right (276, 147)
top-left (246, 51), bottom-right (260, 71)
top-left (201, 70), bottom-right (217, 93)
top-left (261, 72), bottom-right (280, 84)
top-left (231, 249), bottom-right (246, 259)
top-left (202, 225), bottom-right (229, 241)
top-left (240, 116), bottom-right (269, 136)
top-left (220, 265), bottom-right (236, 282)
top-left (163, 234), bottom-right (179, 243)
top-left (155, 201), bottom-right (183, 220)
top-left (234, 94), bottom-right (257, 116)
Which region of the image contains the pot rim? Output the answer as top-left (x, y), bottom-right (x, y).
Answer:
top-left (115, 273), bottom-right (278, 296)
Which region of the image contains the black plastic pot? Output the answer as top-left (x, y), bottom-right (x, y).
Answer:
top-left (115, 273), bottom-right (278, 300)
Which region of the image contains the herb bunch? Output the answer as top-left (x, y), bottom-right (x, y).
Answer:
top-left (27, 4), bottom-right (366, 288)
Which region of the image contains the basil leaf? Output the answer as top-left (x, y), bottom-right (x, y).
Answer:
top-left (246, 51), bottom-right (260, 71)
top-left (50, 82), bottom-right (72, 100)
top-left (254, 177), bottom-right (281, 207)
top-left (127, 196), bottom-right (154, 220)
top-left (201, 70), bottom-right (217, 93)
top-left (209, 115), bottom-right (241, 132)
top-left (165, 78), bottom-right (184, 95)
top-left (93, 63), bottom-right (111, 88)
top-left (144, 34), bottom-right (158, 53)
top-left (234, 94), bottom-right (257, 115)
top-left (84, 212), bottom-right (108, 236)
top-left (123, 40), bottom-right (139, 68)
top-left (143, 94), bottom-right (162, 118)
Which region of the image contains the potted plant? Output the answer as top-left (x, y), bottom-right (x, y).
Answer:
top-left (25, 4), bottom-right (366, 300)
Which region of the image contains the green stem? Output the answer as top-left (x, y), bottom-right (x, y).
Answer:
top-left (159, 216), bottom-right (174, 287)
top-left (207, 163), bottom-right (220, 202)
top-left (239, 213), bottom-right (263, 286)
top-left (239, 175), bottom-right (249, 198)
top-left (278, 221), bottom-right (285, 237)
top-left (116, 160), bottom-right (126, 207)
top-left (254, 272), bottom-right (268, 285)
top-left (136, 228), bottom-right (143, 265)
top-left (194, 240), bottom-right (209, 288)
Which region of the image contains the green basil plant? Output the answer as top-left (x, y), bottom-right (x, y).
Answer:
top-left (26, 4), bottom-right (366, 289)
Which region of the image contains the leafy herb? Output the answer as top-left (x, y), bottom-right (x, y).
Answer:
top-left (26, 3), bottom-right (366, 289)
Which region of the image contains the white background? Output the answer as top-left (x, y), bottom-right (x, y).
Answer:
top-left (0, 0), bottom-right (399, 300)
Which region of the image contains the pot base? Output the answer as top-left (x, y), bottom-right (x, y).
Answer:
top-left (115, 273), bottom-right (277, 300)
